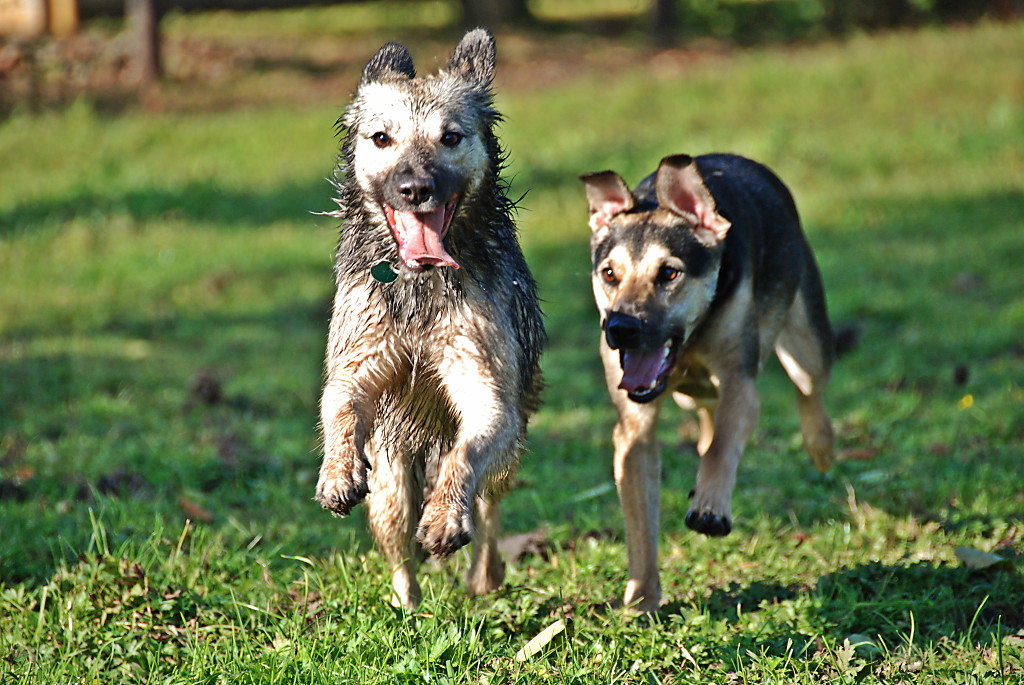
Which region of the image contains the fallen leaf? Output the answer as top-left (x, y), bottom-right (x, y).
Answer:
top-left (498, 529), bottom-right (551, 562)
top-left (515, 618), bottom-right (571, 661)
top-left (179, 495), bottom-right (214, 523)
top-left (838, 447), bottom-right (878, 462)
top-left (955, 546), bottom-right (1007, 570)
top-left (679, 643), bottom-right (699, 670)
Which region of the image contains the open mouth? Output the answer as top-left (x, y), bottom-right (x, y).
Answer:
top-left (382, 196), bottom-right (460, 272)
top-left (617, 336), bottom-right (681, 403)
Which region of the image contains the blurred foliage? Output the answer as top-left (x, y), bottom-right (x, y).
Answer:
top-left (674, 0), bottom-right (997, 45)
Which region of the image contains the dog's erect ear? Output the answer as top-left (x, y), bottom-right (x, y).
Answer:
top-left (581, 171), bottom-right (634, 232)
top-left (655, 155), bottom-right (731, 244)
top-left (448, 28), bottom-right (496, 86)
top-left (362, 42), bottom-right (416, 84)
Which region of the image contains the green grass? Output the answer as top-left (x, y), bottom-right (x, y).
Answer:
top-left (2, 14), bottom-right (1024, 683)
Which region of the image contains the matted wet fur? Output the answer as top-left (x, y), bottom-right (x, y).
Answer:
top-left (316, 29), bottom-right (543, 610)
top-left (582, 153), bottom-right (835, 612)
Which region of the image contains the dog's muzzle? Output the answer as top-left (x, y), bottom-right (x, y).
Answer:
top-left (604, 311), bottom-right (681, 404)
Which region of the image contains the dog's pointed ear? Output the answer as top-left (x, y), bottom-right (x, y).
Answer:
top-left (362, 42), bottom-right (416, 84)
top-left (655, 154), bottom-right (731, 244)
top-left (448, 28), bottom-right (496, 86)
top-left (581, 171), bottom-right (634, 233)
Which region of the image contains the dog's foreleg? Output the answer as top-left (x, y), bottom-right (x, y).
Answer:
top-left (316, 288), bottom-right (397, 516)
top-left (685, 375), bottom-right (759, 537)
top-left (602, 342), bottom-right (663, 613)
top-left (612, 399), bottom-right (663, 613)
top-left (416, 335), bottom-right (521, 562)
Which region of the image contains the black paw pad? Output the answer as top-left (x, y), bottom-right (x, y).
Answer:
top-left (685, 510), bottom-right (732, 537)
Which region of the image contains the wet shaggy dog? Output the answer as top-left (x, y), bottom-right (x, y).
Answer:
top-left (582, 154), bottom-right (835, 612)
top-left (315, 29), bottom-right (544, 610)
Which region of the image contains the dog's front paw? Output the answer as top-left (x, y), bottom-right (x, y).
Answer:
top-left (685, 509), bottom-right (731, 536)
top-left (315, 452), bottom-right (369, 516)
top-left (416, 501), bottom-right (473, 558)
top-left (685, 487), bottom-right (732, 537)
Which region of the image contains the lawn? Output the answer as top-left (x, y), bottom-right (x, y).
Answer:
top-left (1, 9), bottom-right (1023, 683)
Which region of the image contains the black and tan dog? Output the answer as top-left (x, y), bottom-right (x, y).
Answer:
top-left (316, 29), bottom-right (544, 610)
top-left (582, 153), bottom-right (834, 612)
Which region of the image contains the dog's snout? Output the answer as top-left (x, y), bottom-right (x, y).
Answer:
top-left (605, 311), bottom-right (644, 349)
top-left (397, 175), bottom-right (436, 206)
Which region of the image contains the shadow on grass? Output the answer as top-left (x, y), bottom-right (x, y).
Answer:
top-left (676, 560), bottom-right (1024, 659)
top-left (0, 178), bottom-right (336, 236)
top-left (0, 294), bottom-right (337, 585)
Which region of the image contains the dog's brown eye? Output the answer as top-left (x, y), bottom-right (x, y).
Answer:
top-left (441, 131), bottom-right (463, 147)
top-left (371, 132), bottom-right (391, 148)
top-left (658, 265), bottom-right (680, 283)
top-left (601, 267), bottom-right (618, 285)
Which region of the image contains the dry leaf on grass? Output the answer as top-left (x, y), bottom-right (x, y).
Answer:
top-left (498, 529), bottom-right (551, 562)
top-left (515, 618), bottom-right (572, 661)
top-left (837, 447), bottom-right (878, 462)
top-left (179, 495), bottom-right (214, 523)
top-left (954, 546), bottom-right (1007, 570)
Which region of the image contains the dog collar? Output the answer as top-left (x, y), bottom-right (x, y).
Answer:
top-left (371, 261), bottom-right (398, 284)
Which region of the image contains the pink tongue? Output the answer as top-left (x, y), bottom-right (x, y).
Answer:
top-left (391, 207), bottom-right (459, 269)
top-left (618, 349), bottom-right (665, 393)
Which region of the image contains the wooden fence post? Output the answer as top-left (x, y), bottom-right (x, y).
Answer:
top-left (126, 0), bottom-right (161, 88)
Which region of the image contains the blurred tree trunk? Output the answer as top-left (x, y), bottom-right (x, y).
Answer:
top-left (458, 0), bottom-right (533, 28)
top-left (649, 0), bottom-right (678, 46)
top-left (127, 0), bottom-right (162, 87)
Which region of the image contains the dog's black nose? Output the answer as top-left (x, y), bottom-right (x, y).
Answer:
top-left (605, 312), bottom-right (644, 349)
top-left (398, 176), bottom-right (435, 206)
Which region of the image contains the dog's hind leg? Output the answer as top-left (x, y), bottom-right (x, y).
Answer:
top-left (365, 440), bottom-right (423, 610)
top-left (696, 406), bottom-right (715, 457)
top-left (775, 286), bottom-right (835, 473)
top-left (416, 337), bottom-right (523, 560)
top-left (465, 494), bottom-right (506, 596)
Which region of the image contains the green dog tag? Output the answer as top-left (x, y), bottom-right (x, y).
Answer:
top-left (371, 261), bottom-right (398, 284)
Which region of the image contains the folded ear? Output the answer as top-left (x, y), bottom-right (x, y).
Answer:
top-left (655, 154), bottom-right (731, 244)
top-left (447, 28), bottom-right (496, 86)
top-left (362, 42), bottom-right (415, 84)
top-left (580, 171), bottom-right (634, 233)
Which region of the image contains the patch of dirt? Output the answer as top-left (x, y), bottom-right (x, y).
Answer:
top-left (0, 22), bottom-right (735, 114)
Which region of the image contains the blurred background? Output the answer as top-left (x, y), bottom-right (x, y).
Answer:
top-left (0, 0), bottom-right (1014, 114)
